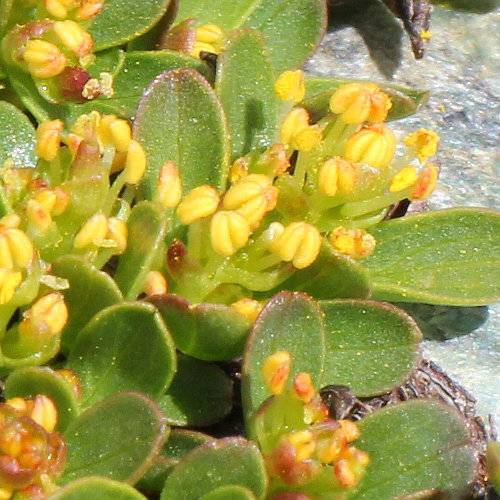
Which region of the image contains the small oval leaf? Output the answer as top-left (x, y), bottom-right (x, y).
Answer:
top-left (48, 476), bottom-right (148, 499)
top-left (201, 485), bottom-right (257, 500)
top-left (62, 392), bottom-right (168, 484)
top-left (67, 302), bottom-right (176, 409)
top-left (320, 300), bottom-right (422, 397)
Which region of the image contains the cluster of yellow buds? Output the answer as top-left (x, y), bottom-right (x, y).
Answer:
top-left (0, 397), bottom-right (66, 498)
top-left (256, 351), bottom-right (369, 495)
top-left (191, 23), bottom-right (225, 58)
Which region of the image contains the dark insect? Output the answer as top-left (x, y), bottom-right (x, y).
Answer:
top-left (319, 384), bottom-right (362, 419)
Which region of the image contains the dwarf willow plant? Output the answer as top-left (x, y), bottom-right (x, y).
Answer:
top-left (0, 0), bottom-right (499, 498)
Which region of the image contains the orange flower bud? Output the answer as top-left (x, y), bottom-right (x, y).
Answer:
top-left (231, 298), bottom-right (263, 323)
top-left (293, 372), bottom-right (315, 403)
top-left (329, 227), bottom-right (376, 259)
top-left (263, 351), bottom-right (292, 395)
top-left (288, 430), bottom-right (316, 461)
top-left (143, 271), bottom-right (168, 296)
top-left (410, 162), bottom-right (439, 200)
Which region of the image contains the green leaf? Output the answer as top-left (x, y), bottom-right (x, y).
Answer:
top-left (215, 29), bottom-right (278, 160)
top-left (159, 353), bottom-right (233, 426)
top-left (160, 437), bottom-right (267, 500)
top-left (114, 201), bottom-right (169, 300)
top-left (241, 291), bottom-right (325, 421)
top-left (138, 429), bottom-right (213, 491)
top-left (0, 0), bottom-right (13, 39)
top-left (51, 256), bottom-right (123, 354)
top-left (363, 207), bottom-right (500, 305)
top-left (4, 366), bottom-right (79, 431)
top-left (67, 302), bottom-right (176, 409)
top-left (89, 0), bottom-right (173, 50)
top-left (0, 100), bottom-right (36, 168)
top-left (320, 300), bottom-right (422, 397)
top-left (302, 77), bottom-right (429, 122)
top-left (149, 294), bottom-right (251, 361)
top-left (201, 485), bottom-right (257, 500)
top-left (62, 392), bottom-right (168, 484)
top-left (269, 241), bottom-right (371, 300)
top-left (486, 442), bottom-right (500, 494)
top-left (175, 0), bottom-right (327, 72)
top-left (134, 68), bottom-right (229, 201)
top-left (65, 50), bottom-right (210, 122)
top-left (348, 400), bottom-right (477, 499)
top-left (48, 477), bottom-right (148, 500)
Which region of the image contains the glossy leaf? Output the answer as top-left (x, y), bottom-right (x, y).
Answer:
top-left (320, 300), bottom-right (422, 397)
top-left (51, 255), bottom-right (123, 354)
top-left (159, 353), bottom-right (233, 426)
top-left (67, 302), bottom-right (176, 409)
top-left (89, 0), bottom-right (173, 50)
top-left (201, 485), bottom-right (257, 499)
top-left (215, 29), bottom-right (278, 160)
top-left (241, 291), bottom-right (325, 420)
top-left (0, 100), bottom-right (36, 168)
top-left (138, 429), bottom-right (213, 491)
top-left (160, 437), bottom-right (267, 500)
top-left (62, 392), bottom-right (168, 484)
top-left (271, 241), bottom-right (371, 300)
top-left (363, 207), bottom-right (500, 305)
top-left (149, 294), bottom-right (251, 361)
top-left (48, 476), bottom-right (148, 500)
top-left (134, 68), bottom-right (229, 201)
top-left (4, 366), bottom-right (79, 431)
top-left (348, 400), bottom-right (477, 499)
top-left (302, 77), bottom-right (429, 122)
top-left (175, 0), bottom-right (327, 72)
top-left (114, 201), bottom-right (169, 300)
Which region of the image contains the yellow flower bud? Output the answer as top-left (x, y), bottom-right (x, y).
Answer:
top-left (195, 23), bottom-right (224, 44)
top-left (157, 161), bottom-right (182, 208)
top-left (123, 139), bottom-right (146, 184)
top-left (191, 42), bottom-right (218, 58)
top-left (271, 221), bottom-right (321, 269)
top-left (289, 430), bottom-right (316, 461)
top-left (0, 269), bottom-right (23, 304)
top-left (36, 119), bottom-right (64, 161)
top-left (53, 20), bottom-right (93, 58)
top-left (339, 420), bottom-right (361, 443)
top-left (293, 372), bottom-right (315, 403)
top-left (0, 236), bottom-right (14, 269)
top-left (280, 108), bottom-right (322, 152)
top-left (106, 217), bottom-right (128, 254)
top-left (24, 39), bottom-right (67, 79)
top-left (318, 158), bottom-right (339, 197)
top-left (404, 128), bottom-right (439, 162)
top-left (334, 446), bottom-right (370, 488)
top-left (410, 162), bottom-right (439, 200)
top-left (29, 395), bottom-right (58, 433)
top-left (263, 350), bottom-right (291, 395)
top-left (45, 0), bottom-right (69, 19)
top-left (0, 214), bottom-right (21, 231)
top-left (143, 270), bottom-right (168, 296)
top-left (51, 188), bottom-right (70, 215)
top-left (344, 122), bottom-right (396, 169)
top-left (329, 227), bottom-right (376, 259)
top-left (109, 118), bottom-right (132, 153)
top-left (177, 185), bottom-right (220, 225)
top-left (26, 199), bottom-right (53, 232)
top-left (389, 165), bottom-right (418, 192)
top-left (19, 292), bottom-right (68, 339)
top-left (210, 210), bottom-right (250, 256)
top-left (74, 0), bottom-right (104, 21)
top-left (274, 70), bottom-right (306, 103)
top-left (2, 229), bottom-right (34, 268)
top-left (231, 298), bottom-right (263, 323)
top-left (73, 212), bottom-right (108, 248)
top-left (329, 82), bottom-right (392, 124)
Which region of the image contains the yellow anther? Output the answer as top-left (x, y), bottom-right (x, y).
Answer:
top-left (263, 350), bottom-right (292, 395)
top-left (74, 0), bottom-right (104, 21)
top-left (4, 229), bottom-right (34, 268)
top-left (271, 221), bottom-right (321, 269)
top-left (420, 30), bottom-right (432, 40)
top-left (0, 236), bottom-right (14, 269)
top-left (317, 430), bottom-right (347, 465)
top-left (45, 0), bottom-right (71, 18)
top-left (53, 20), bottom-right (93, 58)
top-left (73, 212), bottom-right (108, 248)
top-left (318, 158), bottom-right (339, 197)
top-left (123, 139), bottom-right (146, 184)
top-left (143, 270), bottom-right (168, 296)
top-left (389, 165), bottom-right (417, 192)
top-left (52, 188), bottom-right (70, 216)
top-left (410, 162), bottom-right (439, 200)
top-left (293, 126), bottom-right (322, 152)
top-left (231, 298), bottom-right (263, 323)
top-left (288, 430), bottom-right (316, 461)
top-left (334, 446), bottom-right (370, 488)
top-left (339, 420), bottom-right (361, 443)
top-left (404, 128), bottom-right (440, 162)
top-left (0, 214), bottom-right (21, 230)
top-left (19, 292), bottom-right (68, 338)
top-left (36, 119), bottom-right (64, 161)
top-left (177, 185), bottom-right (220, 225)
top-left (344, 122), bottom-right (396, 169)
top-left (106, 217), bottom-right (128, 254)
top-left (24, 39), bottom-right (67, 79)
top-left (33, 189), bottom-right (57, 213)
top-left (0, 269), bottom-right (23, 304)
top-left (30, 395), bottom-right (58, 433)
top-left (210, 210), bottom-right (250, 256)
top-left (329, 82), bottom-right (392, 124)
top-left (293, 372), bottom-right (315, 403)
top-left (195, 23), bottom-right (224, 44)
top-left (157, 161), bottom-right (182, 209)
top-left (281, 108), bottom-right (322, 152)
top-left (274, 70), bottom-right (306, 103)
top-left (26, 199), bottom-right (53, 232)
top-left (109, 119), bottom-right (132, 152)
top-left (329, 227), bottom-right (376, 259)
